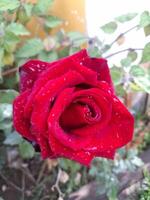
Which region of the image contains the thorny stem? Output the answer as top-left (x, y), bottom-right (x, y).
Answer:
top-left (51, 168), bottom-right (64, 198)
top-left (105, 48), bottom-right (143, 59)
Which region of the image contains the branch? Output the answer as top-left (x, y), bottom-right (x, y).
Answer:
top-left (2, 67), bottom-right (18, 76)
top-left (105, 48), bottom-right (143, 59)
top-left (0, 172), bottom-right (22, 192)
top-left (110, 25), bottom-right (138, 47)
top-left (51, 168), bottom-right (64, 198)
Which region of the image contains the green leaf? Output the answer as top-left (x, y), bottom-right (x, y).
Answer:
top-left (16, 38), bottom-right (44, 58)
top-left (4, 32), bottom-right (20, 52)
top-left (6, 23), bottom-right (30, 36)
top-left (4, 131), bottom-right (23, 146)
top-left (88, 46), bottom-right (101, 57)
top-left (130, 65), bottom-right (145, 77)
top-left (45, 15), bottom-right (63, 28)
top-left (0, 0), bottom-right (20, 11)
top-left (134, 76), bottom-right (150, 93)
top-left (101, 21), bottom-right (117, 34)
top-left (69, 47), bottom-right (80, 55)
top-left (19, 141), bottom-right (35, 159)
top-left (141, 42), bottom-right (150, 63)
top-left (0, 103), bottom-right (12, 122)
top-left (24, 3), bottom-right (33, 17)
top-left (33, 0), bottom-right (53, 15)
top-left (59, 158), bottom-right (81, 172)
top-left (67, 32), bottom-right (87, 45)
top-left (110, 67), bottom-right (123, 85)
top-left (38, 51), bottom-right (58, 62)
top-left (4, 32), bottom-right (20, 44)
top-left (0, 89), bottom-right (18, 104)
top-left (58, 47), bottom-right (70, 58)
top-left (121, 57), bottom-right (132, 67)
top-left (0, 49), bottom-right (4, 67)
top-left (140, 11), bottom-right (150, 27)
top-left (115, 13), bottom-right (137, 23)
top-left (144, 25), bottom-right (150, 36)
top-left (127, 51), bottom-right (137, 62)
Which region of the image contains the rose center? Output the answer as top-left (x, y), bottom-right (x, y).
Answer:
top-left (59, 100), bottom-right (101, 131)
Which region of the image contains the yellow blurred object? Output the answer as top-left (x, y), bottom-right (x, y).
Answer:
top-left (51, 0), bottom-right (86, 32)
top-left (27, 0), bottom-right (86, 38)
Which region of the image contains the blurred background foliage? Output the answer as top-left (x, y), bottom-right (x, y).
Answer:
top-left (0, 0), bottom-right (150, 200)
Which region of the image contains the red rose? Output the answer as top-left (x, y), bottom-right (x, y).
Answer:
top-left (13, 49), bottom-right (134, 166)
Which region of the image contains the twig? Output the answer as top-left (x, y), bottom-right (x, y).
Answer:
top-left (51, 168), bottom-right (64, 198)
top-left (110, 25), bottom-right (138, 47)
top-left (105, 48), bottom-right (143, 59)
top-left (21, 172), bottom-right (25, 200)
top-left (2, 67), bottom-right (18, 76)
top-left (36, 161), bottom-right (47, 184)
top-left (0, 172), bottom-right (22, 192)
top-left (20, 167), bottom-right (36, 185)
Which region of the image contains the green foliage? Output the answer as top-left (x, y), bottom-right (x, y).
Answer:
top-left (115, 13), bottom-right (137, 23)
top-left (110, 67), bottom-right (123, 85)
top-left (141, 42), bottom-right (150, 63)
top-left (144, 24), bottom-right (150, 36)
top-left (0, 89), bottom-right (18, 104)
top-left (6, 23), bottom-right (30, 36)
top-left (101, 21), bottom-right (118, 34)
top-left (16, 38), bottom-right (44, 58)
top-left (138, 132), bottom-right (150, 152)
top-left (45, 15), bottom-right (63, 28)
top-left (19, 140), bottom-right (35, 159)
top-left (4, 131), bottom-right (23, 146)
top-left (0, 0), bottom-right (20, 11)
top-left (33, 0), bottom-right (54, 16)
top-left (140, 11), bottom-right (150, 27)
top-left (139, 170), bottom-right (150, 200)
top-left (89, 149), bottom-right (143, 200)
top-left (127, 51), bottom-right (137, 62)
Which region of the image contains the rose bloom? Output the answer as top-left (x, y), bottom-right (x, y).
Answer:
top-left (13, 49), bottom-right (134, 166)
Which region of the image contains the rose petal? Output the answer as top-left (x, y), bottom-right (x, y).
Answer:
top-left (83, 96), bottom-right (134, 152)
top-left (82, 57), bottom-right (114, 91)
top-left (19, 49), bottom-right (88, 93)
top-left (19, 60), bottom-right (50, 92)
top-left (49, 127), bottom-right (94, 166)
top-left (24, 57), bottom-right (97, 119)
top-left (13, 90), bottom-right (35, 141)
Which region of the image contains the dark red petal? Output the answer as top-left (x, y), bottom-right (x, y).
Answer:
top-left (83, 96), bottom-right (134, 152)
top-left (60, 98), bottom-right (101, 129)
top-left (49, 128), bottom-right (94, 166)
top-left (95, 150), bottom-right (115, 159)
top-left (82, 57), bottom-right (114, 91)
top-left (19, 60), bottom-right (51, 92)
top-left (24, 58), bottom-right (97, 120)
top-left (19, 49), bottom-right (88, 93)
top-left (30, 70), bottom-right (84, 135)
top-left (13, 90), bottom-right (35, 141)
top-left (48, 88), bottom-right (97, 151)
top-left (30, 71), bottom-right (84, 158)
top-left (71, 88), bottom-right (112, 137)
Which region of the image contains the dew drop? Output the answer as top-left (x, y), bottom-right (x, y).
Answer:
top-left (29, 67), bottom-right (35, 72)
